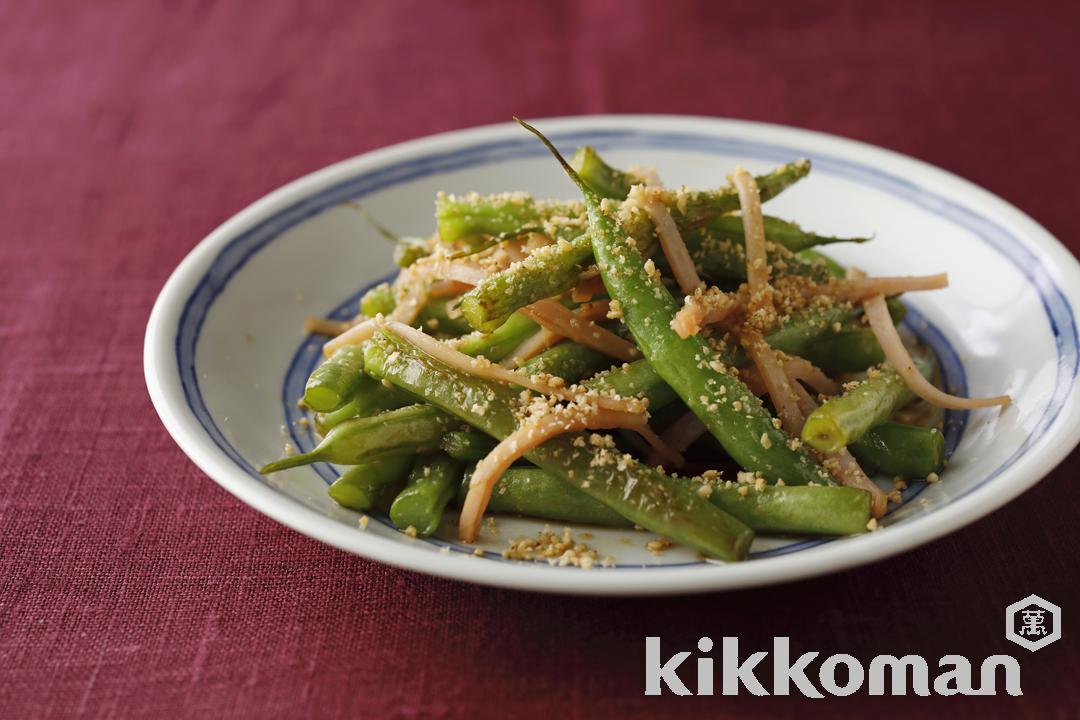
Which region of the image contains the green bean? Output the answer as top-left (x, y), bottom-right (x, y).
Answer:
top-left (699, 484), bottom-right (870, 535)
top-left (518, 118), bottom-right (828, 486)
top-left (517, 342), bottom-right (613, 382)
top-left (389, 453), bottom-right (465, 536)
top-left (327, 455), bottom-right (415, 511)
top-left (312, 377), bottom-right (409, 435)
top-left (703, 215), bottom-right (869, 253)
top-left (755, 304), bottom-right (860, 358)
top-left (455, 312), bottom-right (540, 361)
top-left (435, 193), bottom-right (579, 244)
top-left (457, 467), bottom-right (869, 535)
top-left (849, 422), bottom-right (946, 478)
top-left (457, 467), bottom-right (631, 526)
top-left (416, 297), bottom-right (473, 337)
top-left (261, 404), bottom-right (455, 473)
top-left (365, 329), bottom-right (754, 561)
top-left (797, 249), bottom-right (846, 278)
top-left (801, 358), bottom-right (933, 453)
top-left (394, 240), bottom-right (429, 268)
top-left (360, 282), bottom-right (396, 317)
top-left (571, 146), bottom-right (638, 199)
top-left (441, 431), bottom-right (498, 461)
top-left (587, 359), bottom-right (681, 410)
top-left (459, 234), bottom-right (593, 332)
top-left (803, 328), bottom-right (886, 374)
top-left (303, 345), bottom-right (367, 412)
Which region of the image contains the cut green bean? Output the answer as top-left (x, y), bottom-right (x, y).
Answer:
top-left (441, 431), bottom-right (498, 461)
top-left (850, 422), bottom-right (946, 478)
top-left (416, 297), bottom-right (473, 337)
top-left (389, 453), bottom-right (465, 536)
top-left (797, 249), bottom-right (846, 278)
top-left (686, 232), bottom-right (833, 284)
top-left (457, 467), bottom-right (869, 535)
top-left (455, 311), bottom-right (541, 361)
top-left (459, 234), bottom-right (593, 332)
top-left (801, 358), bottom-right (933, 453)
top-left (261, 404), bottom-right (455, 473)
top-left (365, 329), bottom-right (754, 561)
top-left (517, 342), bottom-right (613, 382)
top-left (436, 193), bottom-right (578, 244)
top-left (327, 455), bottom-right (415, 511)
top-left (803, 328), bottom-right (886, 374)
top-left (303, 345), bottom-right (367, 412)
top-left (700, 484), bottom-right (870, 535)
top-left (312, 377), bottom-right (409, 435)
top-left (704, 215), bottom-right (869, 253)
top-left (518, 118), bottom-right (828, 486)
top-left (360, 282), bottom-right (396, 318)
top-left (458, 467), bottom-right (631, 526)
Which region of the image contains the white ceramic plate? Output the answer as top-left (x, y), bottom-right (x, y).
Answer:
top-left (145, 116), bottom-right (1080, 595)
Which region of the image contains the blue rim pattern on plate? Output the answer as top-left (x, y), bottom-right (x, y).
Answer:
top-left (176, 129), bottom-right (1079, 566)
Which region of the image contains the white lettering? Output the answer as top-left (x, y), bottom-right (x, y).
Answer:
top-left (933, 655), bottom-right (974, 696)
top-left (977, 656), bottom-right (1022, 697)
top-left (868, 655), bottom-right (930, 696)
top-left (772, 637), bottom-right (823, 698)
top-left (644, 637), bottom-right (690, 696)
top-left (722, 637), bottom-right (768, 696)
top-left (819, 653), bottom-right (864, 696)
top-left (697, 637), bottom-right (714, 696)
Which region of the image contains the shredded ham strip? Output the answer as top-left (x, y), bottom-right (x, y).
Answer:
top-left (783, 356), bottom-right (840, 396)
top-left (304, 316), bottom-right (353, 337)
top-left (322, 318), bottom-right (378, 356)
top-left (864, 292), bottom-right (1011, 409)
top-left (821, 448), bottom-right (888, 518)
top-left (429, 279), bottom-right (474, 299)
top-left (499, 328), bottom-right (561, 368)
top-left (827, 274), bottom-right (949, 302)
top-left (570, 273), bottom-right (607, 303)
top-left (459, 409), bottom-right (678, 542)
top-left (672, 286), bottom-right (747, 339)
top-left (521, 299), bottom-right (639, 362)
top-left (732, 168), bottom-right (774, 319)
top-left (649, 411), bottom-right (707, 467)
top-left (381, 321), bottom-right (643, 414)
top-left (635, 188), bottom-right (704, 295)
top-left (742, 332), bottom-right (804, 436)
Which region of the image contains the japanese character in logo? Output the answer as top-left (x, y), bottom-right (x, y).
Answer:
top-left (1006, 594), bottom-right (1061, 651)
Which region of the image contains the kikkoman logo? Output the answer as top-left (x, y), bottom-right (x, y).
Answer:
top-left (644, 637), bottom-right (1023, 697)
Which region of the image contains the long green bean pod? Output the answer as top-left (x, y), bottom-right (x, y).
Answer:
top-left (517, 118), bottom-right (828, 486)
top-left (455, 311), bottom-right (541, 360)
top-left (360, 282), bottom-right (396, 318)
top-left (417, 297), bottom-right (473, 337)
top-left (517, 342), bottom-right (613, 382)
top-left (389, 453), bottom-right (465, 536)
top-left (365, 329), bottom-right (754, 561)
top-left (327, 455), bottom-right (415, 511)
top-left (803, 328), bottom-right (886, 374)
top-left (303, 345), bottom-right (367, 412)
top-left (849, 422), bottom-right (946, 478)
top-left (704, 215), bottom-right (869, 253)
top-left (571, 146), bottom-right (639, 199)
top-left (801, 358), bottom-right (933, 453)
top-left (457, 467), bottom-right (631, 526)
top-left (441, 431), bottom-right (498, 461)
top-left (457, 467), bottom-right (869, 535)
top-left (261, 404), bottom-right (455, 473)
top-left (700, 483), bottom-right (870, 535)
top-left (312, 376), bottom-right (410, 435)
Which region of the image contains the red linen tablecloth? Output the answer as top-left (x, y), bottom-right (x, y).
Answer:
top-left (2, 2), bottom-right (1078, 717)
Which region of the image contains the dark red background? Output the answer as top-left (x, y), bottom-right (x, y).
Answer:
top-left (2, 1), bottom-right (1078, 717)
